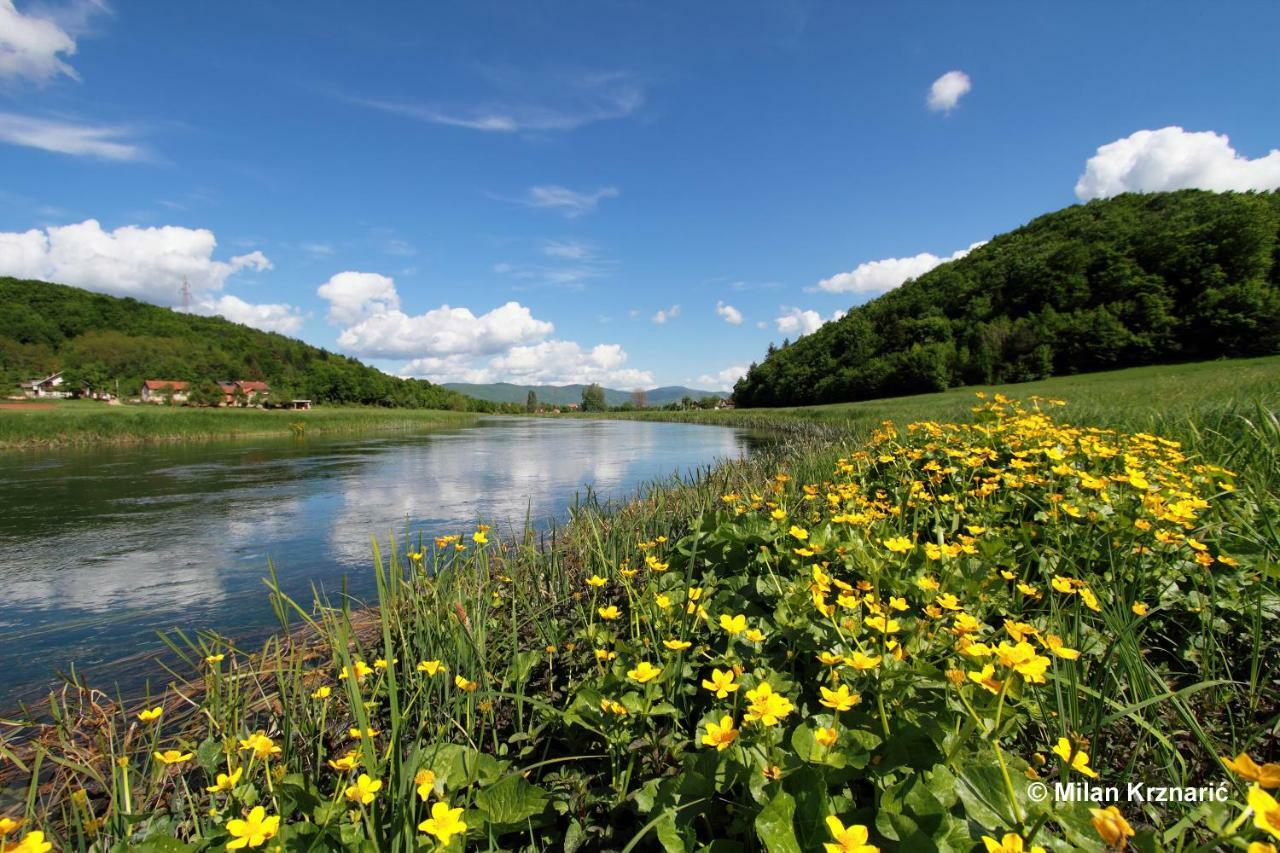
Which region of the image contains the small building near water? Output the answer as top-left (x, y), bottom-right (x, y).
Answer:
top-left (19, 372), bottom-right (68, 398)
top-left (280, 399), bottom-right (312, 410)
top-left (141, 380), bottom-right (190, 403)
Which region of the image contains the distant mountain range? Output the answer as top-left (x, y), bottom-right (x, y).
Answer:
top-left (443, 382), bottom-right (728, 407)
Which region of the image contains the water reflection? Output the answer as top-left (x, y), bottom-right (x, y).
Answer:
top-left (0, 418), bottom-right (752, 704)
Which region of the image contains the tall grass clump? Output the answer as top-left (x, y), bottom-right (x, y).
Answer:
top-left (1, 390), bottom-right (1277, 852)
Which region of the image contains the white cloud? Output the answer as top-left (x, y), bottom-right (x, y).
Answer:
top-left (816, 242), bottom-right (984, 295)
top-left (695, 364), bottom-right (748, 391)
top-left (0, 0), bottom-right (78, 84)
top-left (299, 242), bottom-right (334, 256)
top-left (651, 304), bottom-right (681, 324)
top-left (0, 112), bottom-right (144, 160)
top-left (927, 70), bottom-right (971, 113)
top-left (317, 271), bottom-right (400, 325)
top-left (402, 340), bottom-right (654, 388)
top-left (1074, 126), bottom-right (1280, 200)
top-left (774, 306), bottom-right (825, 337)
top-left (202, 294), bottom-right (303, 335)
top-left (505, 185), bottom-right (619, 218)
top-left (715, 300), bottom-right (743, 325)
top-left (337, 299), bottom-right (554, 360)
top-left (542, 240), bottom-right (591, 260)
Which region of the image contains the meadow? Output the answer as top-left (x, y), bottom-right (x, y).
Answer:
top-left (0, 401), bottom-right (480, 449)
top-left (1, 356), bottom-right (1277, 852)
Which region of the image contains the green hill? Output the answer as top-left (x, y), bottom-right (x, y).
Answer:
top-left (734, 190), bottom-right (1280, 407)
top-left (0, 277), bottom-right (502, 411)
top-left (443, 382), bottom-right (727, 407)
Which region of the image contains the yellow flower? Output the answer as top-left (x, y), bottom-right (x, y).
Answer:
top-left (882, 536), bottom-right (912, 554)
top-left (1052, 737), bottom-right (1099, 778)
top-left (982, 832), bottom-right (1045, 853)
top-left (417, 660), bottom-right (445, 676)
top-left (702, 715), bottom-right (740, 751)
top-left (1078, 587), bottom-right (1102, 612)
top-left (654, 593), bottom-right (672, 609)
top-left (719, 613), bottom-right (748, 635)
top-left (845, 651), bottom-right (881, 670)
top-left (1051, 576), bottom-right (1075, 594)
top-left (1247, 842), bottom-right (1277, 853)
top-left (1131, 602), bottom-right (1149, 616)
top-left (206, 766), bottom-right (243, 793)
top-left (815, 726), bottom-right (838, 747)
top-left (1223, 753), bottom-right (1280, 788)
top-left (226, 805), bottom-right (280, 850)
top-left (1251, 785), bottom-right (1280, 839)
top-left (0, 816), bottom-right (22, 835)
top-left (344, 773), bottom-right (383, 805)
top-left (627, 661), bottom-right (662, 683)
top-left (418, 801), bottom-right (468, 845)
top-left (1042, 634), bottom-right (1081, 660)
top-left (137, 706), bottom-right (163, 723)
top-left (663, 639), bottom-right (692, 651)
top-left (414, 769), bottom-right (437, 801)
top-left (349, 726), bottom-right (381, 739)
top-left (327, 751), bottom-right (360, 772)
top-left (339, 660), bottom-right (374, 681)
top-left (311, 685), bottom-right (331, 700)
top-left (239, 733), bottom-right (281, 760)
top-left (995, 642), bottom-right (1050, 684)
top-left (744, 628), bottom-right (767, 643)
top-left (888, 596), bottom-right (908, 611)
top-left (594, 649), bottom-right (617, 662)
top-left (819, 684), bottom-right (861, 712)
top-left (153, 749), bottom-right (194, 765)
top-left (743, 681), bottom-right (795, 726)
top-left (1089, 806), bottom-right (1134, 848)
top-left (206, 653), bottom-right (225, 664)
top-left (701, 668), bottom-right (740, 698)
top-left (864, 615), bottom-right (900, 634)
top-left (817, 651), bottom-right (843, 666)
top-left (597, 605), bottom-right (621, 620)
top-left (771, 508), bottom-right (787, 521)
top-left (917, 575), bottom-right (940, 591)
top-left (454, 675), bottom-right (478, 692)
top-left (789, 525), bottom-right (809, 540)
top-left (968, 664), bottom-right (1002, 694)
top-left (472, 530), bottom-right (488, 544)
top-left (823, 816), bottom-right (878, 853)
top-left (5, 831), bottom-right (52, 853)
top-left (935, 593), bottom-right (961, 611)
top-left (586, 574), bottom-right (607, 587)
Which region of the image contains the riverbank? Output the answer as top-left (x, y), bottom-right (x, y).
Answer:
top-left (0, 401), bottom-right (483, 449)
top-left (2, 361), bottom-right (1277, 851)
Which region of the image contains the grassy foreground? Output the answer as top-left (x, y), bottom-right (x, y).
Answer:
top-left (0, 401), bottom-right (480, 449)
top-left (1, 359), bottom-right (1278, 852)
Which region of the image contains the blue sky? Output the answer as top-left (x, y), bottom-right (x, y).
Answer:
top-left (2, 1), bottom-right (1279, 389)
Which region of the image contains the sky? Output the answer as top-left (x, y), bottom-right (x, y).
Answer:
top-left (2, 1), bottom-right (1279, 390)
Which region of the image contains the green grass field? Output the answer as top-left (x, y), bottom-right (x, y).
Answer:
top-left (0, 400), bottom-right (480, 449)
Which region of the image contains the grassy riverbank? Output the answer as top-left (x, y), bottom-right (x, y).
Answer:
top-left (2, 359), bottom-right (1278, 851)
top-left (0, 401), bottom-right (482, 449)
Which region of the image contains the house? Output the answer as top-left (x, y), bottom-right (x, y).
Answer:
top-left (141, 380), bottom-right (190, 403)
top-left (217, 380), bottom-right (270, 406)
top-left (280, 399), bottom-right (312, 410)
top-left (19, 372), bottom-right (67, 398)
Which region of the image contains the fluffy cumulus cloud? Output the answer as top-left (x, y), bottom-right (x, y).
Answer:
top-left (927, 70), bottom-right (971, 113)
top-left (0, 219), bottom-right (302, 332)
top-left (335, 300), bottom-right (554, 360)
top-left (715, 300), bottom-right (743, 325)
top-left (816, 242), bottom-right (984, 296)
top-left (695, 364), bottom-right (748, 391)
top-left (317, 271), bottom-right (400, 324)
top-left (402, 340), bottom-right (654, 388)
top-left (1075, 127), bottom-right (1280, 200)
top-left (0, 0), bottom-right (78, 84)
top-left (774, 306), bottom-right (847, 338)
top-left (651, 304), bottom-right (680, 324)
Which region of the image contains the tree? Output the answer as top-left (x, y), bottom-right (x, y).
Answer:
top-left (631, 388), bottom-right (647, 409)
top-left (187, 379), bottom-right (223, 407)
top-left (526, 390), bottom-right (538, 413)
top-left (581, 383), bottom-right (607, 412)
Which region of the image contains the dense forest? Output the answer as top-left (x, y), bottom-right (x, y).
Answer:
top-left (0, 277), bottom-right (510, 411)
top-left (734, 190), bottom-right (1280, 407)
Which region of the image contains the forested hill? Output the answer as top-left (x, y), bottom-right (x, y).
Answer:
top-left (734, 190), bottom-right (1280, 407)
top-left (0, 277), bottom-right (499, 410)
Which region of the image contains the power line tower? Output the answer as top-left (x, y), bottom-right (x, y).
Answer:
top-left (180, 277), bottom-right (191, 311)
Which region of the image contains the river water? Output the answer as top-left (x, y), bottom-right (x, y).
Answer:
top-left (0, 418), bottom-right (754, 707)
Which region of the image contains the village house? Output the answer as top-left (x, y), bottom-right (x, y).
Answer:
top-left (141, 380), bottom-right (190, 403)
top-left (18, 372), bottom-right (68, 398)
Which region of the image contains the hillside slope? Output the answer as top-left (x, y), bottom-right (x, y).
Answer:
top-left (443, 382), bottom-right (727, 407)
top-left (0, 278), bottom-right (498, 410)
top-left (735, 190), bottom-right (1280, 407)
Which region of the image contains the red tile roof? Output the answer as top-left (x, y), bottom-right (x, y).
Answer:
top-left (143, 380), bottom-right (189, 391)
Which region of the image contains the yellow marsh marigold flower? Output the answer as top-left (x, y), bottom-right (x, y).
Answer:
top-left (771, 508), bottom-right (787, 520)
top-left (239, 733), bottom-right (281, 760)
top-left (417, 660), bottom-right (445, 676)
top-left (472, 530), bottom-right (487, 544)
top-left (1250, 785), bottom-right (1280, 839)
top-left (1078, 587), bottom-right (1102, 612)
top-left (702, 715), bottom-right (740, 751)
top-left (817, 651), bottom-right (843, 666)
top-left (1223, 753), bottom-right (1280, 788)
top-left (454, 675), bottom-right (478, 692)
top-left (654, 593), bottom-right (672, 610)
top-left (5, 831), bottom-right (52, 853)
top-left (1089, 806), bottom-right (1134, 848)
top-left (744, 682), bottom-right (795, 726)
top-left (137, 706), bottom-right (163, 723)
top-left (0, 816), bottom-right (23, 835)
top-left (1042, 635), bottom-right (1081, 660)
top-left (339, 660), bottom-right (374, 681)
top-left (419, 801), bottom-right (468, 845)
top-left (720, 613), bottom-right (748, 635)
top-left (1131, 602), bottom-right (1149, 616)
top-left (328, 752), bottom-right (360, 772)
top-left (344, 773), bottom-right (383, 805)
top-left (982, 833), bottom-right (1045, 853)
top-left (745, 628), bottom-right (767, 643)
top-left (789, 525), bottom-right (809, 540)
top-left (864, 615), bottom-right (900, 634)
top-left (882, 536), bottom-right (912, 554)
top-left (815, 726), bottom-right (838, 747)
top-left (663, 639), bottom-right (692, 651)
top-left (226, 805), bottom-right (280, 850)
top-left (701, 668), bottom-right (739, 698)
top-left (600, 698), bottom-right (627, 716)
top-left (969, 665), bottom-right (1002, 694)
top-left (1051, 576), bottom-right (1076, 594)
top-left (820, 684), bottom-right (861, 712)
top-left (628, 661), bottom-right (662, 684)
top-left (586, 574), bottom-right (607, 587)
top-left (153, 749), bottom-right (194, 765)
top-left (917, 575), bottom-right (940, 591)
top-left (936, 593), bottom-right (961, 611)
top-left (349, 726), bottom-right (380, 740)
top-left (206, 766), bottom-right (243, 793)
top-left (414, 769), bottom-right (437, 801)
top-left (846, 651), bottom-right (882, 670)
top-left (888, 596), bottom-right (908, 611)
top-left (311, 685), bottom-right (331, 700)
top-left (1052, 737), bottom-right (1099, 778)
top-left (995, 642), bottom-right (1050, 684)
top-left (594, 649), bottom-right (617, 662)
top-left (597, 605), bottom-right (621, 620)
top-left (823, 816), bottom-right (878, 853)
top-left (206, 653), bottom-right (225, 664)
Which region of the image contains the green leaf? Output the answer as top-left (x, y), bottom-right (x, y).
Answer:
top-left (754, 789), bottom-right (801, 853)
top-left (474, 773), bottom-right (549, 826)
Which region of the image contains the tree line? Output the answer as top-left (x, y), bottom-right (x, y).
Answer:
top-left (734, 190), bottom-right (1280, 407)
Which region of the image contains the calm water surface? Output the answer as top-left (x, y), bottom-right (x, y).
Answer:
top-left (0, 418), bottom-right (755, 706)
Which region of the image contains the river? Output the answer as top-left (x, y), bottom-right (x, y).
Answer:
top-left (0, 417), bottom-right (755, 707)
